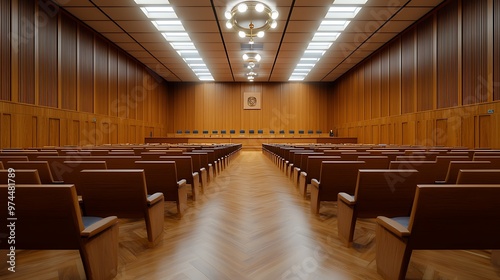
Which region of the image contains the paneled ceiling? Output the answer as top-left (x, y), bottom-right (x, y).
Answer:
top-left (54, 0), bottom-right (445, 82)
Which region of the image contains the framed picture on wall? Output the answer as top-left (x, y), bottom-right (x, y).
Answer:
top-left (243, 92), bottom-right (262, 110)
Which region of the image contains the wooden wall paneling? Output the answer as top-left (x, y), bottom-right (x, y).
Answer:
top-left (135, 67), bottom-right (144, 121)
top-left (437, 0), bottom-right (459, 108)
top-left (495, 0), bottom-right (500, 100)
top-left (48, 118), bottom-right (60, 147)
top-left (38, 4), bottom-right (58, 108)
top-left (372, 125), bottom-right (380, 144)
top-left (71, 120), bottom-right (80, 145)
top-left (18, 0), bottom-right (35, 104)
top-left (108, 46), bottom-right (118, 117)
top-left (173, 83), bottom-right (187, 132)
top-left (1, 114), bottom-right (12, 148)
top-left (203, 83), bottom-right (216, 131)
top-left (435, 118), bottom-right (448, 146)
top-left (401, 29), bottom-right (416, 114)
top-left (416, 16), bottom-right (435, 112)
top-left (262, 83), bottom-right (281, 132)
top-left (117, 52), bottom-right (128, 118)
top-left (78, 25), bottom-right (94, 113)
top-left (319, 84), bottom-right (329, 133)
top-left (402, 122), bottom-right (410, 145)
top-left (346, 75), bottom-right (355, 123)
top-left (371, 54), bottom-right (381, 118)
top-left (60, 13), bottom-right (77, 111)
top-left (94, 39), bottom-right (108, 115)
top-left (364, 63), bottom-right (372, 119)
top-left (380, 48), bottom-right (390, 117)
top-left (241, 83), bottom-right (261, 132)
top-left (110, 123), bottom-right (118, 144)
top-left (363, 125), bottom-right (370, 143)
top-left (143, 71), bottom-right (152, 123)
top-left (357, 68), bottom-right (365, 121)
top-left (477, 115), bottom-right (491, 148)
top-left (192, 83), bottom-right (204, 131)
top-left (214, 83), bottom-right (227, 131)
top-left (100, 122), bottom-right (110, 145)
top-left (182, 83), bottom-right (195, 131)
top-left (127, 59), bottom-right (137, 120)
top-left (32, 116), bottom-right (37, 147)
top-left (462, 0), bottom-right (488, 105)
top-left (297, 83), bottom-right (309, 131)
top-left (380, 124), bottom-right (388, 144)
top-left (389, 39), bottom-right (401, 116)
top-left (129, 125), bottom-right (136, 144)
top-left (0, 0), bottom-right (11, 101)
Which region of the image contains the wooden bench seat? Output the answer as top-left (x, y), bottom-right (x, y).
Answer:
top-left (134, 161), bottom-right (188, 216)
top-left (160, 156), bottom-right (201, 200)
top-left (375, 184), bottom-right (500, 280)
top-left (337, 169), bottom-right (419, 246)
top-left (80, 169), bottom-right (164, 244)
top-left (0, 184), bottom-right (119, 280)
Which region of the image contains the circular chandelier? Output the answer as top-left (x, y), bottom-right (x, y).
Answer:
top-left (225, 1), bottom-right (279, 41)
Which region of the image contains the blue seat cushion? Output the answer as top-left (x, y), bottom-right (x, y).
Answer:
top-left (82, 216), bottom-right (103, 228)
top-left (391, 216), bottom-right (410, 228)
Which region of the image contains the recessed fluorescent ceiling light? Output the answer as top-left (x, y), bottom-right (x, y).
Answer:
top-left (288, 1), bottom-right (366, 81)
top-left (135, 0), bottom-right (214, 81)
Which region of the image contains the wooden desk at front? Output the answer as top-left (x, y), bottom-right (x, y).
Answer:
top-left (145, 136), bottom-right (357, 149)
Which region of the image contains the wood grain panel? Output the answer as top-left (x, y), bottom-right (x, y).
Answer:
top-left (49, 118), bottom-right (60, 147)
top-left (0, 0), bottom-right (11, 101)
top-left (462, 0), bottom-right (488, 105)
top-left (402, 122), bottom-right (410, 145)
top-left (372, 125), bottom-right (380, 144)
top-left (416, 16), bottom-right (434, 112)
top-left (435, 119), bottom-right (448, 146)
top-left (78, 25), bottom-right (94, 113)
top-left (495, 0), bottom-right (500, 101)
top-left (108, 46), bottom-right (118, 117)
top-left (60, 13), bottom-right (77, 111)
top-left (38, 5), bottom-right (58, 108)
top-left (127, 59), bottom-right (137, 120)
top-left (32, 116), bottom-right (37, 147)
top-left (477, 115), bottom-right (491, 148)
top-left (110, 123), bottom-right (118, 144)
top-left (117, 52), bottom-right (128, 118)
top-left (135, 67), bottom-right (144, 121)
top-left (437, 0), bottom-right (459, 108)
top-left (371, 54), bottom-right (381, 118)
top-left (71, 120), bottom-right (80, 146)
top-left (18, 0), bottom-right (35, 104)
top-left (389, 39), bottom-right (401, 116)
top-left (94, 39), bottom-right (108, 115)
top-left (401, 29), bottom-right (416, 114)
top-left (363, 63), bottom-right (372, 119)
top-left (380, 48), bottom-right (390, 117)
top-left (1, 114), bottom-right (12, 148)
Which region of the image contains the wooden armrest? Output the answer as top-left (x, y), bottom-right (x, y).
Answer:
top-left (200, 167), bottom-right (206, 173)
top-left (81, 216), bottom-right (118, 238)
top-left (192, 172), bottom-right (199, 182)
top-left (376, 216), bottom-right (410, 238)
top-left (338, 192), bottom-right (355, 205)
top-left (300, 171), bottom-right (307, 177)
top-left (311, 179), bottom-right (320, 189)
top-left (177, 179), bottom-right (187, 188)
top-left (147, 192), bottom-right (164, 205)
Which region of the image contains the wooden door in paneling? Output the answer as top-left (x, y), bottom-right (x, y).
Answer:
top-left (476, 115), bottom-right (491, 148)
top-left (49, 118), bottom-right (60, 147)
top-left (380, 124), bottom-right (388, 144)
top-left (129, 125), bottom-right (136, 144)
top-left (110, 124), bottom-right (118, 144)
top-left (435, 119), bottom-right (448, 146)
top-left (1, 114), bottom-right (12, 148)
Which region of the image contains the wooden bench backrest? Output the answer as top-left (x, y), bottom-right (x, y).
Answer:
top-left (357, 156), bottom-right (390, 169)
top-left (472, 156), bottom-right (500, 166)
top-left (0, 155), bottom-right (29, 166)
top-left (6, 161), bottom-right (55, 183)
top-left (189, 151), bottom-right (209, 170)
top-left (305, 156), bottom-right (341, 183)
top-left (408, 184), bottom-right (500, 249)
top-left (319, 161), bottom-right (366, 198)
top-left (134, 161), bottom-right (179, 201)
top-left (380, 152), bottom-right (406, 161)
top-left (183, 152), bottom-right (203, 173)
top-left (396, 156), bottom-right (427, 161)
top-left (389, 161), bottom-right (440, 183)
top-left (0, 184), bottom-right (83, 249)
top-left (60, 161), bottom-right (107, 194)
top-left (0, 169), bottom-right (41, 184)
top-left (354, 169), bottom-right (419, 218)
top-left (434, 156), bottom-right (471, 181)
top-left (456, 169), bottom-right (500, 184)
top-left (159, 156), bottom-right (195, 185)
top-left (443, 161), bottom-right (492, 183)
top-left (80, 169), bottom-right (148, 218)
top-left (341, 152), bottom-right (371, 160)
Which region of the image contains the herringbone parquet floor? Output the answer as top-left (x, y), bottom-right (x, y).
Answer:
top-left (1, 151), bottom-right (499, 279)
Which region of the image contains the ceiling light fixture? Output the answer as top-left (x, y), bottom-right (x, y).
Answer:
top-left (242, 52), bottom-right (261, 62)
top-left (225, 1), bottom-right (278, 44)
